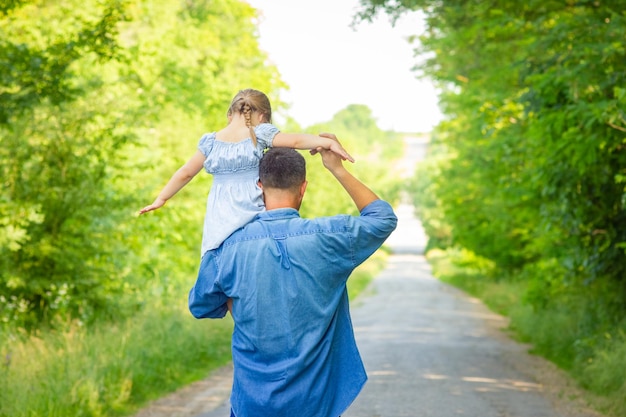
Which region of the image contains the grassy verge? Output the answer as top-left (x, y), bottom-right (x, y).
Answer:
top-left (0, 249), bottom-right (389, 417)
top-left (426, 247), bottom-right (626, 417)
top-left (0, 301), bottom-right (233, 417)
top-left (425, 248), bottom-right (520, 316)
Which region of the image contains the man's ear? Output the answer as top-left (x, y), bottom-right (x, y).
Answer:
top-left (257, 180), bottom-right (263, 190)
top-left (300, 180), bottom-right (308, 198)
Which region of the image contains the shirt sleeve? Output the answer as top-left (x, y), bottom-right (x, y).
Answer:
top-left (349, 200), bottom-right (398, 267)
top-left (254, 123), bottom-right (280, 149)
top-left (188, 251), bottom-right (229, 319)
top-left (197, 132), bottom-right (216, 157)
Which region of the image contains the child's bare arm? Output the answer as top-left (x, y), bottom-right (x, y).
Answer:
top-left (272, 132), bottom-right (355, 163)
top-left (139, 151), bottom-right (206, 214)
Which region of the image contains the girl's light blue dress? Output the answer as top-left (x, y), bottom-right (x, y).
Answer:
top-left (197, 123), bottom-right (280, 257)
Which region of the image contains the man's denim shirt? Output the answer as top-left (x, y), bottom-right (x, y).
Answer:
top-left (189, 199), bottom-right (397, 417)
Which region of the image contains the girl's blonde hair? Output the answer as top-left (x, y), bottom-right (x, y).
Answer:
top-left (227, 89), bottom-right (272, 145)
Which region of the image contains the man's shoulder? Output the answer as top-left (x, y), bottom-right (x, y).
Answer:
top-left (223, 215), bottom-right (346, 245)
top-left (220, 200), bottom-right (396, 248)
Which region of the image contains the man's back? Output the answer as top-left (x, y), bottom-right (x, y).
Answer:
top-left (190, 200), bottom-right (396, 417)
top-left (189, 146), bottom-right (397, 417)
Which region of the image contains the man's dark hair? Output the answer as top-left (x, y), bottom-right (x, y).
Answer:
top-left (259, 148), bottom-right (306, 190)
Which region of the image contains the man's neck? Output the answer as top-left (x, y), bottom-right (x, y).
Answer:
top-left (264, 199), bottom-right (300, 211)
top-left (263, 190), bottom-right (301, 211)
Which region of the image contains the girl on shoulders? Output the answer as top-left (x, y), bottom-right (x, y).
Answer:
top-left (139, 88), bottom-right (354, 258)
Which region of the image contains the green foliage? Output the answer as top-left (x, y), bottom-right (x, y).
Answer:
top-left (0, 0), bottom-right (283, 328)
top-left (409, 134), bottom-right (452, 250)
top-left (0, 0), bottom-right (127, 123)
top-left (359, 0), bottom-right (626, 290)
top-left (1, 99), bottom-right (137, 325)
top-left (582, 328), bottom-right (626, 414)
top-left (0, 1), bottom-right (405, 414)
top-left (357, 0), bottom-right (626, 413)
top-left (300, 104), bottom-right (404, 219)
top-left (1, 0), bottom-right (140, 326)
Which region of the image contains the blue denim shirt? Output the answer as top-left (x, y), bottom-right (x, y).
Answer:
top-left (189, 199), bottom-right (397, 417)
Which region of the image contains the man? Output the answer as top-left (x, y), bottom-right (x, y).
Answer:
top-left (189, 139), bottom-right (398, 417)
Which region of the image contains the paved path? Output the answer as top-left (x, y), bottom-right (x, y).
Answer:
top-left (342, 204), bottom-right (599, 417)
top-left (134, 136), bottom-right (603, 417)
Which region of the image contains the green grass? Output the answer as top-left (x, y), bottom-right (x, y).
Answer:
top-left (425, 247), bottom-right (522, 316)
top-left (0, 302), bottom-right (233, 417)
top-left (0, 249), bottom-right (389, 417)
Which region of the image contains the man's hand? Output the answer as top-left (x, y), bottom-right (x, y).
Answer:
top-left (315, 133), bottom-right (347, 173)
top-left (315, 133), bottom-right (379, 211)
top-left (320, 146), bottom-right (345, 174)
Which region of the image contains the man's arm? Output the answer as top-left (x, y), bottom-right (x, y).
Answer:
top-left (188, 253), bottom-right (229, 319)
top-left (318, 134), bottom-right (398, 267)
top-left (318, 133), bottom-right (378, 211)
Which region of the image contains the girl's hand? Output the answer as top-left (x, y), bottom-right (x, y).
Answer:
top-left (329, 141), bottom-right (355, 163)
top-left (139, 198), bottom-right (167, 215)
top-left (316, 132), bottom-right (355, 163)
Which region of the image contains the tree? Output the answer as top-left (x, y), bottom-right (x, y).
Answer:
top-left (356, 0), bottom-right (626, 285)
top-left (300, 104), bottom-right (404, 219)
top-left (356, 2), bottom-right (626, 379)
top-left (0, 0), bottom-right (285, 327)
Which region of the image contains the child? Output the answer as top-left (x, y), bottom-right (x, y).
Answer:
top-left (139, 88), bottom-right (354, 259)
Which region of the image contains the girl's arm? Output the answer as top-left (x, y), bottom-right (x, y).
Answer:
top-left (139, 150), bottom-right (206, 214)
top-left (272, 132), bottom-right (355, 163)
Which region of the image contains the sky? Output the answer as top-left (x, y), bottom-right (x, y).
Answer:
top-left (246, 0), bottom-right (443, 133)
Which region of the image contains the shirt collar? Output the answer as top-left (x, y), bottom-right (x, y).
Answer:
top-left (256, 208), bottom-right (300, 221)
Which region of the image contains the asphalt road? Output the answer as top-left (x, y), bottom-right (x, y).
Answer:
top-left (134, 136), bottom-right (603, 417)
top-left (341, 203), bottom-right (599, 417)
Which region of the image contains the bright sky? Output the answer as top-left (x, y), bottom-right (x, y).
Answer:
top-left (246, 0), bottom-right (443, 133)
